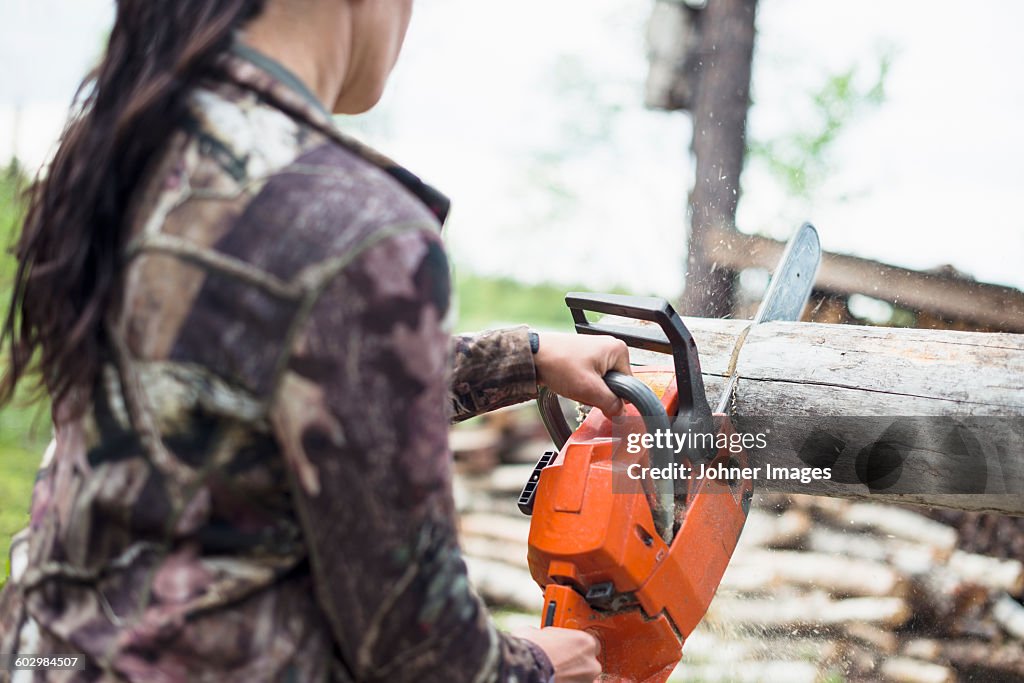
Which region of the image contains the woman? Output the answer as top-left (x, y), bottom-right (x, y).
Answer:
top-left (0, 1), bottom-right (633, 681)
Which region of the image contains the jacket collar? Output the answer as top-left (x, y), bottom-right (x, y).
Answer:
top-left (219, 41), bottom-right (452, 226)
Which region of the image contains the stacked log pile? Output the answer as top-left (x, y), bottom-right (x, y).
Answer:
top-left (452, 406), bottom-right (1024, 683)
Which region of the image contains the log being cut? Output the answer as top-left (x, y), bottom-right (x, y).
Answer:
top-left (619, 317), bottom-right (1024, 515)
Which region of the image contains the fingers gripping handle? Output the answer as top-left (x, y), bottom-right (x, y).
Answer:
top-left (565, 293), bottom-right (713, 431)
top-left (541, 583), bottom-right (681, 683)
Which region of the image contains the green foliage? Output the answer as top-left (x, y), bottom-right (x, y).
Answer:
top-left (0, 162), bottom-right (45, 581)
top-left (454, 271), bottom-right (628, 333)
top-left (0, 443), bottom-right (37, 582)
top-left (0, 162), bottom-right (50, 452)
top-left (454, 272), bottom-right (576, 332)
top-left (748, 50), bottom-right (893, 200)
top-left (0, 162), bottom-right (26, 282)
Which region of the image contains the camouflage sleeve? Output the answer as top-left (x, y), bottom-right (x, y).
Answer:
top-left (450, 328), bottom-right (538, 422)
top-left (270, 228), bottom-right (555, 683)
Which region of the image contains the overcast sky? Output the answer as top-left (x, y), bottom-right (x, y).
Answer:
top-left (2, 0), bottom-right (1022, 296)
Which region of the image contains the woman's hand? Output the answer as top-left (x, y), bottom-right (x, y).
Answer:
top-left (533, 332), bottom-right (632, 416)
top-left (512, 626), bottom-right (601, 682)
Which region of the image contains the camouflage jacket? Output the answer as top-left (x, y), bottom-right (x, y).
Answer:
top-left (0, 42), bottom-right (553, 683)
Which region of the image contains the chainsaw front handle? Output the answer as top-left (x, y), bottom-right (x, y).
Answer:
top-left (537, 371), bottom-right (675, 544)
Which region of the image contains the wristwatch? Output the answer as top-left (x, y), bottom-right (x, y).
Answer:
top-left (528, 329), bottom-right (540, 354)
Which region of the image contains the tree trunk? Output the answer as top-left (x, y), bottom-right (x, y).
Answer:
top-left (681, 0), bottom-right (758, 317)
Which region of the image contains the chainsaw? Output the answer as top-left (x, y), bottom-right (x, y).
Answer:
top-left (518, 224), bottom-right (822, 682)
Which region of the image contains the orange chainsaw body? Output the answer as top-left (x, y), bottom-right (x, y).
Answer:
top-left (527, 367), bottom-right (753, 683)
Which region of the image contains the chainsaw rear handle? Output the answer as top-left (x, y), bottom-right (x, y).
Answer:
top-left (537, 386), bottom-right (574, 451)
top-left (538, 372), bottom-right (670, 451)
top-left (538, 371), bottom-right (675, 544)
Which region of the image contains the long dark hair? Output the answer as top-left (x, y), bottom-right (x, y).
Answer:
top-left (1, 0), bottom-right (266, 415)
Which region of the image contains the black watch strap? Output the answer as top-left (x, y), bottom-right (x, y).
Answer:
top-left (528, 330), bottom-right (540, 354)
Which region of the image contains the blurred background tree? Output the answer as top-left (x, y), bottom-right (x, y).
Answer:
top-left (746, 50), bottom-right (893, 214)
top-left (647, 0), bottom-right (760, 318)
top-left (645, 0), bottom-right (890, 317)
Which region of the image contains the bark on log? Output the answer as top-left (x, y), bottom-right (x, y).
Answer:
top-left (620, 317), bottom-right (1024, 515)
